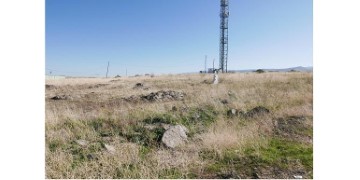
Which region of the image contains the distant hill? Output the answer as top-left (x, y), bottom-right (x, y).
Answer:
top-left (230, 66), bottom-right (313, 73)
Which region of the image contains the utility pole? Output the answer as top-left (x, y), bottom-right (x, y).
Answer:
top-left (205, 55), bottom-right (207, 73)
top-left (126, 68), bottom-right (127, 77)
top-left (213, 59), bottom-right (215, 71)
top-left (106, 61), bottom-right (110, 78)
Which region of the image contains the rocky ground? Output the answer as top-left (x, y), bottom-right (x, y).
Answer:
top-left (45, 72), bottom-right (313, 179)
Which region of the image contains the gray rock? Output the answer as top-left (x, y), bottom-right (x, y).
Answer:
top-left (75, 140), bottom-right (88, 147)
top-left (230, 109), bottom-right (237, 115)
top-left (245, 106), bottom-right (270, 118)
top-left (161, 125), bottom-right (188, 148)
top-left (104, 144), bottom-right (116, 154)
top-left (221, 99), bottom-right (229, 104)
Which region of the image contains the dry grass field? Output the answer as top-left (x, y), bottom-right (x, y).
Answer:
top-left (45, 72), bottom-right (313, 179)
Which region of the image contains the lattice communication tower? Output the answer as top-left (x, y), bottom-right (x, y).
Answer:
top-left (219, 0), bottom-right (229, 73)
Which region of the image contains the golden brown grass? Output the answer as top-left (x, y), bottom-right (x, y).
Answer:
top-left (45, 72), bottom-right (313, 179)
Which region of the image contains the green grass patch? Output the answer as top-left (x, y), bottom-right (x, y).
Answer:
top-left (200, 137), bottom-right (312, 178)
top-left (120, 124), bottom-right (166, 147)
top-left (87, 118), bottom-right (122, 137)
top-left (64, 141), bottom-right (103, 169)
top-left (158, 168), bottom-right (184, 179)
top-left (245, 138), bottom-right (313, 171)
top-left (48, 139), bottom-right (64, 152)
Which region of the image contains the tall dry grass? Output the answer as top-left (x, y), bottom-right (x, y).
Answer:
top-left (45, 72), bottom-right (313, 178)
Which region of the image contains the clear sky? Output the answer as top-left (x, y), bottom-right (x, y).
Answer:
top-left (46, 0), bottom-right (313, 77)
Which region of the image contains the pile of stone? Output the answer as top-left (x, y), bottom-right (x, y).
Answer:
top-left (141, 90), bottom-right (185, 102)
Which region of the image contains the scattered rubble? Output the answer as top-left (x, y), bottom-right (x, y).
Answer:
top-left (226, 106), bottom-right (269, 118)
top-left (124, 90), bottom-right (185, 102)
top-left (161, 125), bottom-right (188, 148)
top-left (141, 90), bottom-right (185, 102)
top-left (50, 94), bottom-right (72, 100)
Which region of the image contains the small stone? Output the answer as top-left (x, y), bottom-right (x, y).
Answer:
top-left (135, 83), bottom-right (144, 87)
top-left (51, 95), bottom-right (68, 100)
top-left (104, 144), bottom-right (116, 154)
top-left (87, 154), bottom-right (96, 160)
top-left (221, 99), bottom-right (229, 104)
top-left (294, 175), bottom-right (303, 179)
top-left (75, 140), bottom-right (88, 147)
top-left (227, 109), bottom-right (237, 117)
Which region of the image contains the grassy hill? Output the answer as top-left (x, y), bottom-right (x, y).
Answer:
top-left (45, 72), bottom-right (313, 179)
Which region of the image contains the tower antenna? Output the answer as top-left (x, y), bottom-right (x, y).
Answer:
top-left (219, 0), bottom-right (229, 73)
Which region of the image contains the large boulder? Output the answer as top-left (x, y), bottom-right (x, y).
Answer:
top-left (161, 125), bottom-right (188, 148)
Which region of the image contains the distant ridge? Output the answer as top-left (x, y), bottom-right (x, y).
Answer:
top-left (230, 66), bottom-right (313, 73)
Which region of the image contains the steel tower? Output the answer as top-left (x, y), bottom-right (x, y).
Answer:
top-left (219, 0), bottom-right (229, 73)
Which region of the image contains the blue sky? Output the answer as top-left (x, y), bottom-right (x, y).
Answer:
top-left (46, 0), bottom-right (312, 77)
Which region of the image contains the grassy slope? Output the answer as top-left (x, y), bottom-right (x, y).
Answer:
top-left (45, 72), bottom-right (313, 179)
